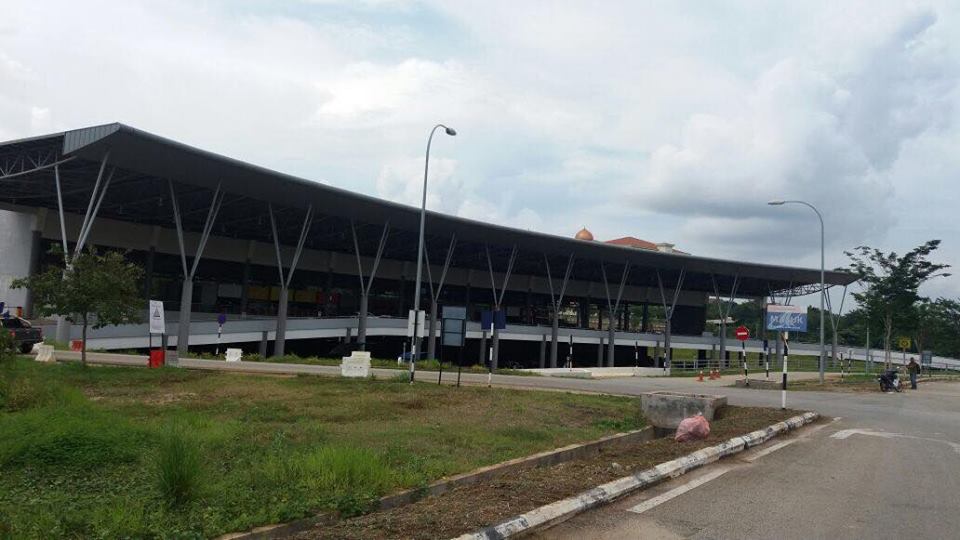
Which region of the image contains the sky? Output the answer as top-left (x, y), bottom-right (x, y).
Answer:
top-left (2, 0), bottom-right (959, 307)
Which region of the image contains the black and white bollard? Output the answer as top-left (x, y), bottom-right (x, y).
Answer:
top-left (742, 341), bottom-right (749, 386)
top-left (781, 337), bottom-right (789, 409)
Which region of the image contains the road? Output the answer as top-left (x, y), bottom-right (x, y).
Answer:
top-left (530, 381), bottom-right (960, 540)
top-left (61, 351), bottom-right (960, 538)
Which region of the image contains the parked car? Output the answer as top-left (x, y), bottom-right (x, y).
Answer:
top-left (1, 316), bottom-right (43, 354)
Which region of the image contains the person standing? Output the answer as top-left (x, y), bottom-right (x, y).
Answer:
top-left (907, 357), bottom-right (920, 390)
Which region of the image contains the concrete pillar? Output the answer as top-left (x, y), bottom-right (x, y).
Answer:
top-left (492, 322), bottom-right (500, 370)
top-left (549, 308), bottom-right (560, 368)
top-left (539, 334), bottom-right (546, 368)
top-left (357, 292), bottom-right (369, 350)
top-left (641, 303), bottom-right (649, 332)
top-left (623, 303), bottom-right (631, 332)
top-left (398, 275), bottom-right (407, 317)
top-left (607, 308), bottom-right (616, 367)
top-left (597, 337), bottom-right (604, 367)
top-left (427, 299), bottom-right (439, 361)
top-left (479, 329), bottom-right (487, 366)
top-left (259, 331), bottom-right (269, 358)
top-left (664, 318), bottom-right (672, 368)
top-left (175, 279), bottom-right (194, 363)
top-left (579, 298), bottom-right (590, 328)
top-left (274, 287), bottom-right (289, 357)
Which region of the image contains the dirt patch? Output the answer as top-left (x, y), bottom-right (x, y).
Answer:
top-left (291, 406), bottom-right (799, 540)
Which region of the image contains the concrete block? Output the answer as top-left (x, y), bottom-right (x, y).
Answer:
top-left (225, 348), bottom-right (242, 362)
top-left (640, 391), bottom-right (727, 429)
top-left (341, 351), bottom-right (371, 378)
top-left (35, 344), bottom-right (55, 363)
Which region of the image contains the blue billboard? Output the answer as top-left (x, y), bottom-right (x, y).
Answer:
top-left (765, 304), bottom-right (808, 332)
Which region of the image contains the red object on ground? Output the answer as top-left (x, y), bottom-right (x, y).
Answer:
top-left (149, 349), bottom-right (165, 368)
top-left (735, 325), bottom-right (750, 341)
top-left (675, 414), bottom-right (711, 442)
top-left (70, 339), bottom-right (83, 351)
top-left (697, 370), bottom-right (704, 382)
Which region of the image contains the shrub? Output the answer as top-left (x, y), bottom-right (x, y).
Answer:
top-left (154, 427), bottom-right (204, 507)
top-left (0, 406), bottom-right (142, 469)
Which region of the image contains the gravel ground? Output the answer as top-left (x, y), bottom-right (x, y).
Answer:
top-left (291, 406), bottom-right (799, 540)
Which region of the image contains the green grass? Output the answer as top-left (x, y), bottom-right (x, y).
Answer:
top-left (0, 358), bottom-right (642, 538)
top-left (184, 351), bottom-right (538, 376)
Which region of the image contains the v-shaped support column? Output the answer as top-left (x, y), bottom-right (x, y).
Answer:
top-left (424, 235), bottom-right (457, 361)
top-left (170, 180), bottom-right (225, 361)
top-left (269, 204), bottom-right (314, 357)
top-left (656, 268), bottom-right (687, 369)
top-left (485, 244), bottom-right (518, 370)
top-left (544, 253), bottom-right (574, 368)
top-left (601, 261), bottom-right (630, 367)
top-left (351, 221), bottom-right (390, 351)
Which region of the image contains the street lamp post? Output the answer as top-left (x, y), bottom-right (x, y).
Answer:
top-left (768, 199), bottom-right (826, 383)
top-left (411, 124), bottom-right (456, 383)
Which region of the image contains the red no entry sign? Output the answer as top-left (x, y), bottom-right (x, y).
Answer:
top-left (735, 325), bottom-right (750, 341)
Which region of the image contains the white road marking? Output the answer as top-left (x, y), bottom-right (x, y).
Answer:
top-left (627, 467), bottom-right (731, 515)
top-left (744, 439), bottom-right (797, 462)
top-left (831, 428), bottom-right (960, 455)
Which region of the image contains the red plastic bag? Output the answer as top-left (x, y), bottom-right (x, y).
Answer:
top-left (675, 414), bottom-right (711, 442)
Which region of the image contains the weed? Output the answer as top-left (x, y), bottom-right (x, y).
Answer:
top-left (155, 427), bottom-right (204, 507)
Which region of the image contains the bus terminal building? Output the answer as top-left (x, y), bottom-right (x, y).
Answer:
top-left (0, 123), bottom-right (857, 368)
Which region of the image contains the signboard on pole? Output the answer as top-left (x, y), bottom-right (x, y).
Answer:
top-left (441, 306), bottom-right (467, 347)
top-left (897, 336), bottom-right (912, 350)
top-left (735, 325), bottom-right (750, 341)
top-left (480, 310), bottom-right (506, 330)
top-left (406, 309), bottom-right (425, 337)
top-left (149, 300), bottom-right (166, 334)
top-left (921, 350), bottom-right (933, 365)
top-left (765, 304), bottom-right (807, 332)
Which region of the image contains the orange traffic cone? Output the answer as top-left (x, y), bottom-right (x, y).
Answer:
top-left (697, 370), bottom-right (704, 382)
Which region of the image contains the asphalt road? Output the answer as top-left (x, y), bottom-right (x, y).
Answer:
top-left (65, 351), bottom-right (960, 539)
top-left (532, 381), bottom-right (960, 540)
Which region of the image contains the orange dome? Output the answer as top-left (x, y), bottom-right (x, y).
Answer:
top-left (575, 227), bottom-right (594, 241)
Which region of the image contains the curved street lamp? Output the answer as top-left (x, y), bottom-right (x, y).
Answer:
top-left (411, 124), bottom-right (456, 382)
top-left (768, 199), bottom-right (826, 383)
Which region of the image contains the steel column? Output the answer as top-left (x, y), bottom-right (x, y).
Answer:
top-left (601, 261), bottom-right (630, 367)
top-left (350, 220), bottom-right (390, 351)
top-left (544, 253), bottom-right (574, 369)
top-left (424, 235), bottom-right (457, 361)
top-left (484, 244), bottom-right (518, 370)
top-left (170, 181), bottom-right (224, 360)
top-left (656, 268), bottom-right (686, 369)
top-left (268, 204), bottom-right (313, 357)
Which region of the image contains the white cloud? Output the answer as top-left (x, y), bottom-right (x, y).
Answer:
top-left (1, 0), bottom-right (959, 298)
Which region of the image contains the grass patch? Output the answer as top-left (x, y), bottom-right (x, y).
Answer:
top-left (0, 358), bottom-right (641, 538)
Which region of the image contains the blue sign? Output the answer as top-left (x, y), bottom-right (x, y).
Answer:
top-left (765, 304), bottom-right (807, 332)
top-left (480, 310), bottom-right (506, 330)
top-left (217, 313), bottom-right (227, 326)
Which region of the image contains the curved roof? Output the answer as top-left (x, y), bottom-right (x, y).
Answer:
top-left (0, 123), bottom-right (858, 296)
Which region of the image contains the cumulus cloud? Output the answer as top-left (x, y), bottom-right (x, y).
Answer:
top-left (633, 9), bottom-right (955, 259)
top-left (0, 0), bottom-right (958, 293)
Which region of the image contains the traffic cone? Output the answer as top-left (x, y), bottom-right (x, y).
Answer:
top-left (697, 370), bottom-right (704, 382)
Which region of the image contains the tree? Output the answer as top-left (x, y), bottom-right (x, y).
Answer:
top-left (845, 240), bottom-right (950, 369)
top-left (13, 248), bottom-right (143, 364)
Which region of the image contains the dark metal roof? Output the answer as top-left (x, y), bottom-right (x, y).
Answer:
top-left (0, 123), bottom-right (858, 296)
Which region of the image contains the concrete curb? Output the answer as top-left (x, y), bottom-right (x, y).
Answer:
top-left (454, 411), bottom-right (819, 540)
top-left (217, 426), bottom-right (655, 540)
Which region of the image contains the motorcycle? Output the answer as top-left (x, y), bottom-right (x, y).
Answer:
top-left (878, 369), bottom-right (902, 393)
